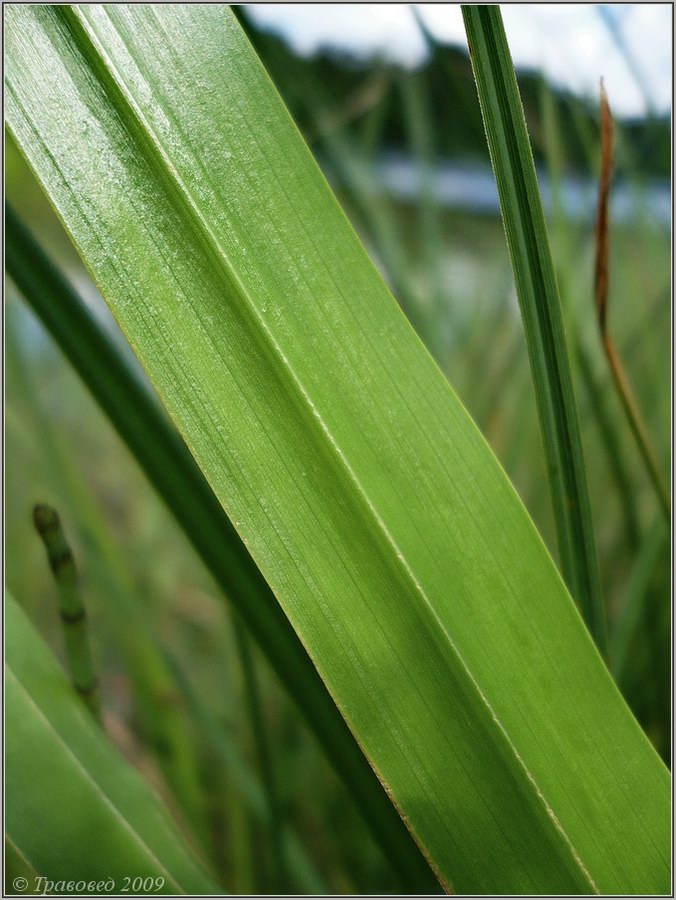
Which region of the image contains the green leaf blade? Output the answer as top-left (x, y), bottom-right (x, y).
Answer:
top-left (461, 5), bottom-right (607, 650)
top-left (5, 596), bottom-right (219, 895)
top-left (6, 5), bottom-right (669, 893)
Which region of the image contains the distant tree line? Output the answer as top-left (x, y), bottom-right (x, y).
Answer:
top-left (238, 9), bottom-right (669, 178)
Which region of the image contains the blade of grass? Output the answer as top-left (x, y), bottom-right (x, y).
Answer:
top-left (5, 208), bottom-right (436, 892)
top-left (6, 6), bottom-right (669, 891)
top-left (609, 516), bottom-right (668, 681)
top-left (411, 7), bottom-right (488, 153)
top-left (400, 69), bottom-right (448, 354)
top-left (359, 77), bottom-right (393, 160)
top-left (594, 83), bottom-right (670, 522)
top-left (231, 617), bottom-right (290, 893)
top-left (218, 770), bottom-right (255, 893)
top-left (6, 594), bottom-right (219, 894)
top-left (535, 78), bottom-right (642, 552)
top-left (309, 107), bottom-right (426, 336)
top-left (163, 646), bottom-right (327, 894)
top-left (574, 344), bottom-right (641, 550)
top-left (462, 5), bottom-right (607, 651)
top-left (304, 71), bottom-right (390, 145)
top-left (245, 28), bottom-right (427, 339)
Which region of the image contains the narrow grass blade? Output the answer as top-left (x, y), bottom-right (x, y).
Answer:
top-left (231, 618), bottom-right (290, 892)
top-left (163, 648), bottom-right (327, 894)
top-left (304, 71), bottom-right (390, 145)
top-left (536, 76), bottom-right (642, 553)
top-left (5, 595), bottom-right (219, 894)
top-left (462, 6), bottom-right (607, 651)
top-left (594, 83), bottom-right (670, 522)
top-left (32, 503), bottom-right (102, 723)
top-left (5, 208), bottom-right (435, 892)
top-left (575, 345), bottom-right (641, 550)
top-left (359, 78), bottom-right (393, 159)
top-left (400, 70), bottom-right (447, 350)
top-left (6, 6), bottom-right (669, 891)
top-left (411, 7), bottom-right (488, 151)
top-left (609, 517), bottom-right (668, 680)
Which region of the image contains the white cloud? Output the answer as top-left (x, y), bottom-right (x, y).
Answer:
top-left (244, 3), bottom-right (672, 118)
top-left (247, 4), bottom-right (426, 66)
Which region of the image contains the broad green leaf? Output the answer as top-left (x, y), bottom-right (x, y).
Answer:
top-left (462, 6), bottom-right (607, 650)
top-left (6, 5), bottom-right (669, 893)
top-left (5, 595), bottom-right (219, 895)
top-left (5, 205), bottom-right (431, 891)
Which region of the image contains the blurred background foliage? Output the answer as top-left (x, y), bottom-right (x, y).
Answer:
top-left (5, 6), bottom-right (670, 893)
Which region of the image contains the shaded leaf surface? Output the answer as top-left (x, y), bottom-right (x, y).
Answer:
top-left (5, 596), bottom-right (219, 894)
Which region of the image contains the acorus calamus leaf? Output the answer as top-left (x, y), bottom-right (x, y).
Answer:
top-left (6, 5), bottom-right (669, 893)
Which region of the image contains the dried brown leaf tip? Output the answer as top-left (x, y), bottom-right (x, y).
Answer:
top-left (593, 79), bottom-right (670, 522)
top-left (594, 78), bottom-right (614, 334)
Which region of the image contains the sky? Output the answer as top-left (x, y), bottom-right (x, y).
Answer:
top-left (245, 4), bottom-right (672, 118)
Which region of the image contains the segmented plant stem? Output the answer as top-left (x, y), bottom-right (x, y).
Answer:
top-left (33, 504), bottom-right (102, 723)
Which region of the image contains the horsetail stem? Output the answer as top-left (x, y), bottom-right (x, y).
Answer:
top-left (32, 504), bottom-right (102, 723)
